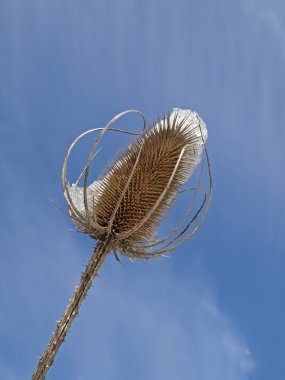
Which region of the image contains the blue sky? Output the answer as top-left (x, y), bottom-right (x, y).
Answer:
top-left (0, 0), bottom-right (284, 379)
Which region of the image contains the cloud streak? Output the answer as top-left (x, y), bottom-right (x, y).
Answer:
top-left (58, 259), bottom-right (255, 380)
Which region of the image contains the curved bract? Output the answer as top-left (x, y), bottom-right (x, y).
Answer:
top-left (62, 108), bottom-right (212, 259)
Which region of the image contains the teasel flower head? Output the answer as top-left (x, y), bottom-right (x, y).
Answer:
top-left (62, 108), bottom-right (212, 259)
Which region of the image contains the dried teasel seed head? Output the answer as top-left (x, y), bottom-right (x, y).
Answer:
top-left (63, 108), bottom-right (211, 259)
top-left (34, 108), bottom-right (211, 380)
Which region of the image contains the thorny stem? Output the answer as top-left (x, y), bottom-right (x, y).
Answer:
top-left (31, 237), bottom-right (112, 380)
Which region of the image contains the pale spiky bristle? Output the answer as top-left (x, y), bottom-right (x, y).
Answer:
top-left (93, 110), bottom-right (206, 246)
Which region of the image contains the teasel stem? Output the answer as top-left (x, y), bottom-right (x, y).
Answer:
top-left (31, 236), bottom-right (113, 380)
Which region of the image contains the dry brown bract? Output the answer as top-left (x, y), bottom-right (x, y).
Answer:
top-left (62, 108), bottom-right (212, 259)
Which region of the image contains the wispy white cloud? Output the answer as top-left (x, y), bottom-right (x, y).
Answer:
top-left (61, 260), bottom-right (255, 380)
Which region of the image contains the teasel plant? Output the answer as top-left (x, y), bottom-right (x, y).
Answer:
top-left (32, 108), bottom-right (212, 379)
